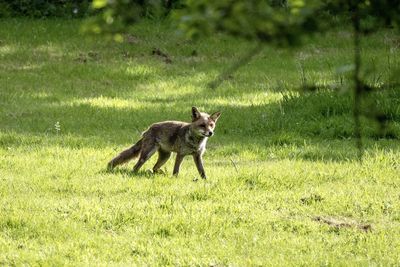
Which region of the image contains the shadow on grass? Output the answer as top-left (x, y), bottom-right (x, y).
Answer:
top-left (103, 167), bottom-right (173, 179)
top-left (1, 87), bottom-right (399, 163)
top-left (104, 168), bottom-right (153, 179)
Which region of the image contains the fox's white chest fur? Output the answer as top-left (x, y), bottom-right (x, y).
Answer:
top-left (181, 131), bottom-right (207, 155)
top-left (197, 137), bottom-right (207, 153)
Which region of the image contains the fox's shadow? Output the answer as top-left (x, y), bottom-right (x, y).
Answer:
top-left (103, 167), bottom-right (169, 179)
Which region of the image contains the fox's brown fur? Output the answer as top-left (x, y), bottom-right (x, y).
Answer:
top-left (107, 107), bottom-right (221, 179)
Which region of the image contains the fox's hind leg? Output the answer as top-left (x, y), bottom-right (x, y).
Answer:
top-left (153, 149), bottom-right (171, 173)
top-left (133, 140), bottom-right (158, 173)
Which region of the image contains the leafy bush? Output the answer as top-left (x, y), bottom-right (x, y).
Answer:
top-left (0, 0), bottom-right (92, 18)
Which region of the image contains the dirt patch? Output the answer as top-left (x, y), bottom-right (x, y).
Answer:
top-left (125, 34), bottom-right (139, 44)
top-left (75, 51), bottom-right (99, 63)
top-left (313, 216), bottom-right (372, 232)
top-left (300, 194), bottom-right (324, 205)
top-left (152, 48), bottom-right (172, 64)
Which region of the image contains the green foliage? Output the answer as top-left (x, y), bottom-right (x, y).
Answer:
top-left (85, 0), bottom-right (324, 46)
top-left (85, 0), bottom-right (323, 46)
top-left (83, 0), bottom-right (174, 38)
top-left (0, 0), bottom-right (91, 18)
top-left (174, 0), bottom-right (323, 46)
top-left (322, 0), bottom-right (400, 32)
top-left (84, 0), bottom-right (400, 46)
top-left (175, 0), bottom-right (400, 42)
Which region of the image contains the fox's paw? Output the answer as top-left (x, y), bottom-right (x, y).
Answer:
top-left (153, 169), bottom-right (166, 175)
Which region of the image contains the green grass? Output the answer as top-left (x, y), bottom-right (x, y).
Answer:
top-left (1, 18), bottom-right (400, 265)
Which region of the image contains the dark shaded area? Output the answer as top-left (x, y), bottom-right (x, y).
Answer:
top-left (152, 48), bottom-right (172, 64)
top-left (0, 0), bottom-right (91, 18)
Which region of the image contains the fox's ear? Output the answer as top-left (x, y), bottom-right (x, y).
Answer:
top-left (210, 111), bottom-right (221, 122)
top-left (192, 106), bottom-right (201, 121)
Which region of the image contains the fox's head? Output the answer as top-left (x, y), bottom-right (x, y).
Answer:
top-left (190, 106), bottom-right (221, 137)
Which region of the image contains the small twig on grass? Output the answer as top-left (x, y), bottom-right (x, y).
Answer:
top-left (208, 42), bottom-right (264, 89)
top-left (230, 158), bottom-right (239, 174)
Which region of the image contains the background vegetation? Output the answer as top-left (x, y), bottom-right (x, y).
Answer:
top-left (0, 0), bottom-right (91, 18)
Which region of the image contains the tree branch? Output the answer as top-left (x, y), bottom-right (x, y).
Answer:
top-left (208, 42), bottom-right (264, 89)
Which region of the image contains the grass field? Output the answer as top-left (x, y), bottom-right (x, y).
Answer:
top-left (1, 18), bottom-right (400, 265)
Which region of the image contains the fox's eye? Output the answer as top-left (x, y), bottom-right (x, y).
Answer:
top-left (200, 124), bottom-right (206, 128)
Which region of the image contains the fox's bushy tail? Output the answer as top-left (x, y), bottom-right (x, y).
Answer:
top-left (107, 139), bottom-right (142, 170)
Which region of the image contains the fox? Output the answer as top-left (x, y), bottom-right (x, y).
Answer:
top-left (107, 107), bottom-right (221, 179)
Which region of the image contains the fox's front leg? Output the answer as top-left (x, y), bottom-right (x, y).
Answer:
top-left (193, 153), bottom-right (206, 179)
top-left (173, 153), bottom-right (185, 176)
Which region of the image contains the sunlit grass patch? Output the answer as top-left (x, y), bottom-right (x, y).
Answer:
top-left (71, 96), bottom-right (139, 110)
top-left (0, 45), bottom-right (16, 56)
top-left (125, 64), bottom-right (158, 76)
